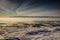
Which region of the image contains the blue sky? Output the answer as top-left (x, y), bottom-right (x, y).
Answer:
top-left (0, 0), bottom-right (60, 17)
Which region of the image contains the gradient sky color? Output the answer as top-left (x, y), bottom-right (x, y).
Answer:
top-left (0, 0), bottom-right (60, 17)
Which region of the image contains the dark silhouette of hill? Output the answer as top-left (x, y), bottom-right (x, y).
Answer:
top-left (11, 16), bottom-right (60, 18)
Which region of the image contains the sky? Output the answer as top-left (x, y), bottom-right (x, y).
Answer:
top-left (0, 0), bottom-right (60, 18)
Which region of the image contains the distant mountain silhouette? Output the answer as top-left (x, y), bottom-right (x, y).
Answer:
top-left (11, 16), bottom-right (60, 18)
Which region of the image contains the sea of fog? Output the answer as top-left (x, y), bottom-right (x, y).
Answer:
top-left (0, 18), bottom-right (60, 23)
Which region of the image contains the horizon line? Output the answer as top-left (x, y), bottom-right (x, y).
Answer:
top-left (10, 16), bottom-right (60, 18)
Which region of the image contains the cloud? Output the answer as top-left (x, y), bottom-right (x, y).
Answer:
top-left (0, 0), bottom-right (60, 17)
top-left (16, 5), bottom-right (60, 16)
top-left (0, 0), bottom-right (18, 10)
top-left (0, 0), bottom-right (18, 16)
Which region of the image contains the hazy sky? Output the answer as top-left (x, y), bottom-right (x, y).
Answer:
top-left (0, 0), bottom-right (60, 17)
